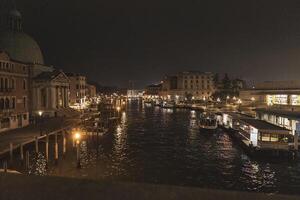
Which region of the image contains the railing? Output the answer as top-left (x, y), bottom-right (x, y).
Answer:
top-left (0, 88), bottom-right (13, 93)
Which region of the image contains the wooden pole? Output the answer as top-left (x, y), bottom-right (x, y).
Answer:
top-left (35, 137), bottom-right (39, 153)
top-left (76, 141), bottom-right (81, 169)
top-left (9, 143), bottom-right (13, 162)
top-left (63, 131), bottom-right (66, 157)
top-left (54, 133), bottom-right (58, 164)
top-left (25, 151), bottom-right (29, 170)
top-left (45, 134), bottom-right (49, 163)
top-left (3, 160), bottom-right (7, 173)
top-left (20, 144), bottom-right (24, 161)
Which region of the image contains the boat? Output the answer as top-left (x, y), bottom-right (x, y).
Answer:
top-left (161, 101), bottom-right (175, 109)
top-left (198, 112), bottom-right (218, 130)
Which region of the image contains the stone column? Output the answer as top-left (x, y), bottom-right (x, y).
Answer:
top-left (56, 86), bottom-right (59, 108)
top-left (61, 86), bottom-right (65, 108)
top-left (64, 87), bottom-right (68, 108)
top-left (46, 87), bottom-right (49, 109)
top-left (36, 87), bottom-right (41, 110)
top-left (66, 87), bottom-right (69, 107)
top-left (51, 87), bottom-right (57, 109)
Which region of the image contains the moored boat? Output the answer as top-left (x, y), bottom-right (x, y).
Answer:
top-left (198, 112), bottom-right (218, 130)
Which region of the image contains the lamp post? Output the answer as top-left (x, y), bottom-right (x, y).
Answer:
top-left (251, 97), bottom-right (255, 108)
top-left (38, 111), bottom-right (43, 136)
top-left (74, 131), bottom-right (81, 169)
top-left (237, 99), bottom-right (242, 112)
top-left (226, 95), bottom-right (230, 105)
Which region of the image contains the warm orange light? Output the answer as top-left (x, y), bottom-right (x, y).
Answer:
top-left (74, 132), bottom-right (81, 140)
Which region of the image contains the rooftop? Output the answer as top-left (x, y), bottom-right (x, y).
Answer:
top-left (240, 118), bottom-right (289, 132)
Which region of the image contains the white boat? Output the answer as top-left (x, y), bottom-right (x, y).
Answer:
top-left (198, 113), bottom-right (218, 130)
top-left (161, 101), bottom-right (175, 109)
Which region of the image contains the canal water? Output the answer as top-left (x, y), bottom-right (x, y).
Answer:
top-left (6, 101), bottom-right (300, 195)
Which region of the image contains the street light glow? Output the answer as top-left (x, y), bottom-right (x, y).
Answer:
top-left (74, 132), bottom-right (81, 140)
top-left (116, 106), bottom-right (121, 111)
top-left (38, 111), bottom-right (43, 116)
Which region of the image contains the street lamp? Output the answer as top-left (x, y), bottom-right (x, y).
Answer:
top-left (38, 111), bottom-right (43, 136)
top-left (226, 96), bottom-right (230, 105)
top-left (73, 131), bottom-right (81, 168)
top-left (251, 97), bottom-right (255, 107)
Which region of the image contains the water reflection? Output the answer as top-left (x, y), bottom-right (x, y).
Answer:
top-left (9, 101), bottom-right (300, 195)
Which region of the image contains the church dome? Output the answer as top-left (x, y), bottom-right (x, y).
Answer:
top-left (0, 31), bottom-right (44, 65)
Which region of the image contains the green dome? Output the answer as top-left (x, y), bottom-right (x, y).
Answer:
top-left (0, 31), bottom-right (44, 64)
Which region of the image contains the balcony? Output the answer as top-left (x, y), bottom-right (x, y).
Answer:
top-left (0, 88), bottom-right (13, 93)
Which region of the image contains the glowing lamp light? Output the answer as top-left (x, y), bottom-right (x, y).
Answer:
top-left (226, 96), bottom-right (230, 99)
top-left (38, 111), bottom-right (43, 116)
top-left (74, 132), bottom-right (81, 140)
top-left (233, 96), bottom-right (236, 101)
top-left (251, 97), bottom-right (255, 101)
top-left (217, 98), bottom-right (221, 102)
top-left (116, 106), bottom-right (121, 112)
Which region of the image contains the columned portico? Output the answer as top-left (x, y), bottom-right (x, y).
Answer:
top-left (32, 70), bottom-right (70, 117)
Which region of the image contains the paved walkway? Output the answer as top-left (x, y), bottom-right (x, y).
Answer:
top-left (0, 117), bottom-right (80, 155)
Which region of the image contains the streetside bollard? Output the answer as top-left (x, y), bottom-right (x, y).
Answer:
top-left (45, 134), bottom-right (49, 163)
top-left (9, 143), bottom-right (13, 163)
top-left (35, 137), bottom-right (39, 153)
top-left (54, 133), bottom-right (58, 164)
top-left (20, 144), bottom-right (24, 162)
top-left (25, 151), bottom-right (30, 171)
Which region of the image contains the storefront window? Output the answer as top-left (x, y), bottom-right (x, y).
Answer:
top-left (267, 95), bottom-right (288, 105)
top-left (291, 95), bottom-right (300, 105)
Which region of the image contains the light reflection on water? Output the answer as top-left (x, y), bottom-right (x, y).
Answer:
top-left (9, 101), bottom-right (300, 195)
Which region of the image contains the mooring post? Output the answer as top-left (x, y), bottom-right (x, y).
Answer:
top-left (55, 133), bottom-right (58, 164)
top-left (76, 141), bottom-right (81, 169)
top-left (20, 144), bottom-right (24, 161)
top-left (25, 151), bottom-right (30, 170)
top-left (3, 160), bottom-right (7, 173)
top-left (35, 136), bottom-right (39, 153)
top-left (63, 131), bottom-right (66, 157)
top-left (45, 134), bottom-right (49, 163)
top-left (9, 143), bottom-right (13, 162)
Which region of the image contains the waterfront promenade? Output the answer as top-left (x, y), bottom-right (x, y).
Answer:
top-left (0, 116), bottom-right (81, 156)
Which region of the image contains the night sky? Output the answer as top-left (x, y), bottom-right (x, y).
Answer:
top-left (16, 0), bottom-right (300, 88)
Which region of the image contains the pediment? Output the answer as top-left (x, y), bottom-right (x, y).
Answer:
top-left (52, 72), bottom-right (70, 83)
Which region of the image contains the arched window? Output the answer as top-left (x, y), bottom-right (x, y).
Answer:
top-left (4, 78), bottom-right (8, 89)
top-left (0, 99), bottom-right (4, 110)
top-left (23, 79), bottom-right (26, 90)
top-left (11, 79), bottom-right (15, 89)
top-left (0, 77), bottom-right (3, 89)
top-left (11, 97), bottom-right (15, 109)
top-left (5, 98), bottom-right (9, 109)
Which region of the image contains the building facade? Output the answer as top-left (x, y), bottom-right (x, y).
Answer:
top-left (86, 84), bottom-right (96, 98)
top-left (0, 0), bottom-right (71, 120)
top-left (240, 80), bottom-right (300, 137)
top-left (0, 51), bottom-right (29, 131)
top-left (145, 84), bottom-right (162, 96)
top-left (67, 73), bottom-right (87, 106)
top-left (31, 70), bottom-right (70, 117)
top-left (160, 71), bottom-right (215, 101)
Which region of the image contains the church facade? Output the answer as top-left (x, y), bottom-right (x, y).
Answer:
top-left (0, 0), bottom-right (71, 131)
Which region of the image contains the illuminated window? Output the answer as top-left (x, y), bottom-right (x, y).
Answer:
top-left (291, 95), bottom-right (300, 105)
